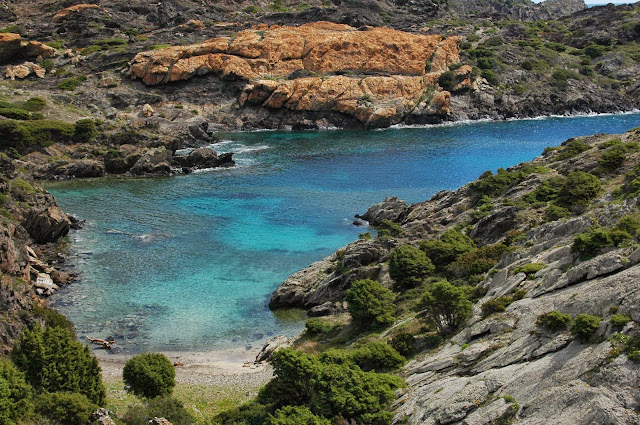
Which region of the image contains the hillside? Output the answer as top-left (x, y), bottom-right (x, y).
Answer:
top-left (268, 127), bottom-right (640, 424)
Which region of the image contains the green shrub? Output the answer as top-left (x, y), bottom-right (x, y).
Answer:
top-left (513, 262), bottom-right (545, 279)
top-left (123, 396), bottom-right (195, 425)
top-left (419, 229), bottom-right (476, 270)
top-left (80, 45), bottom-right (102, 55)
top-left (123, 353), bottom-right (175, 399)
top-left (419, 280), bottom-right (472, 335)
top-left (584, 44), bottom-right (606, 58)
top-left (31, 304), bottom-right (74, 330)
top-left (0, 107), bottom-right (31, 120)
top-left (629, 351), bottom-right (640, 362)
top-left (0, 120), bottom-right (76, 152)
top-left (214, 402), bottom-right (269, 425)
top-left (610, 314), bottom-right (631, 327)
top-left (469, 167), bottom-right (531, 198)
top-left (572, 228), bottom-right (630, 257)
top-left (258, 348), bottom-right (319, 406)
top-left (557, 171), bottom-right (601, 207)
top-left (243, 5), bottom-right (260, 13)
top-left (20, 98), bottom-right (46, 112)
top-left (481, 69), bottom-right (499, 86)
top-left (615, 214), bottom-right (640, 236)
top-left (599, 146), bottom-right (626, 171)
top-left (536, 311), bottom-right (572, 332)
top-left (74, 118), bottom-right (97, 143)
top-left (375, 219), bottom-right (404, 238)
top-left (447, 243), bottom-right (509, 278)
top-left (556, 139), bottom-right (591, 160)
top-left (389, 332), bottom-right (416, 357)
top-left (266, 406), bottom-right (330, 425)
top-left (483, 36), bottom-right (503, 47)
top-left (0, 360), bottom-right (33, 424)
top-left (571, 314), bottom-right (602, 342)
top-left (438, 71), bottom-right (456, 91)
top-left (36, 392), bottom-right (97, 425)
top-left (346, 279), bottom-right (396, 328)
top-left (481, 290), bottom-right (525, 318)
top-left (389, 245), bottom-right (435, 288)
top-left (310, 363), bottom-right (404, 425)
top-left (12, 326), bottom-right (105, 405)
top-left (57, 75), bottom-right (87, 91)
top-left (350, 341), bottom-right (405, 372)
top-left (305, 319), bottom-right (335, 336)
top-left (550, 69), bottom-right (580, 88)
top-left (524, 176), bottom-right (565, 203)
top-left (544, 204), bottom-right (571, 221)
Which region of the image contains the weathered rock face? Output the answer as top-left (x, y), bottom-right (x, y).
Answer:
top-left (5, 61), bottom-right (46, 80)
top-left (270, 129), bottom-right (640, 424)
top-left (52, 4), bottom-right (101, 23)
top-left (23, 206), bottom-right (70, 244)
top-left (127, 22), bottom-right (461, 128)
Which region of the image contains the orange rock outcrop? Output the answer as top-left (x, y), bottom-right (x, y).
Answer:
top-left (52, 4), bottom-right (100, 23)
top-left (0, 33), bottom-right (58, 65)
top-left (127, 22), bottom-right (461, 127)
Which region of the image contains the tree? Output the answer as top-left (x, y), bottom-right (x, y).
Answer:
top-left (123, 353), bottom-right (175, 399)
top-left (558, 171), bottom-right (601, 207)
top-left (36, 392), bottom-right (98, 425)
top-left (266, 406), bottom-right (330, 425)
top-left (345, 279), bottom-right (396, 329)
top-left (419, 280), bottom-right (472, 335)
top-left (389, 244), bottom-right (435, 288)
top-left (258, 348), bottom-right (319, 406)
top-left (420, 229), bottom-right (476, 269)
top-left (0, 360), bottom-right (32, 425)
top-left (12, 326), bottom-right (105, 405)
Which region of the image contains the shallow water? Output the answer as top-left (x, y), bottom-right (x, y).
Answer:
top-left (47, 113), bottom-right (640, 353)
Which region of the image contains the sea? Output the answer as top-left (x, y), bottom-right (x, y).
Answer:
top-left (46, 112), bottom-right (640, 353)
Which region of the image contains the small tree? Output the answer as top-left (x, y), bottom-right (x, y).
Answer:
top-left (345, 279), bottom-right (396, 329)
top-left (419, 280), bottom-right (472, 335)
top-left (558, 171), bottom-right (601, 207)
top-left (389, 244), bottom-right (435, 288)
top-left (123, 353), bottom-right (175, 399)
top-left (266, 406), bottom-right (330, 425)
top-left (0, 360), bottom-right (32, 424)
top-left (571, 314), bottom-right (602, 343)
top-left (258, 348), bottom-right (319, 407)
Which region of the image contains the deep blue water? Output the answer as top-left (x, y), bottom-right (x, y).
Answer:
top-left (46, 113), bottom-right (640, 353)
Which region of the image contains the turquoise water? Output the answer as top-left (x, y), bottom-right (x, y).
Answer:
top-left (47, 113), bottom-right (640, 353)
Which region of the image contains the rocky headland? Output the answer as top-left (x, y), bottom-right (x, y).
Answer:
top-left (269, 128), bottom-right (640, 424)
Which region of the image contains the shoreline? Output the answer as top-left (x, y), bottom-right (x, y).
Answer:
top-left (95, 346), bottom-right (273, 387)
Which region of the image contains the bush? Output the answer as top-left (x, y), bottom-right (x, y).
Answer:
top-left (0, 107), bottom-right (31, 120)
top-left (571, 314), bottom-right (602, 342)
top-left (305, 319), bottom-right (335, 336)
top-left (438, 71), bottom-right (456, 91)
top-left (74, 118), bottom-right (97, 143)
top-left (610, 314), bottom-right (631, 327)
top-left (469, 167), bottom-right (532, 198)
top-left (419, 280), bottom-right (472, 335)
top-left (123, 353), bottom-right (175, 399)
top-left (0, 360), bottom-right (33, 424)
top-left (525, 176), bottom-right (565, 203)
top-left (266, 406), bottom-right (330, 425)
top-left (513, 263), bottom-right (545, 279)
top-left (481, 69), bottom-right (499, 86)
top-left (31, 304), bottom-right (74, 331)
top-left (572, 228), bottom-right (630, 257)
top-left (556, 139), bottom-right (591, 160)
top-left (375, 219), bottom-right (404, 238)
top-left (123, 396), bottom-right (195, 425)
top-left (258, 348), bottom-right (319, 406)
top-left (557, 171), bottom-right (601, 207)
top-left (447, 243), bottom-right (509, 278)
top-left (389, 245), bottom-right (435, 288)
top-left (36, 392), bottom-right (97, 425)
top-left (346, 279), bottom-right (396, 328)
top-left (12, 326), bottom-right (105, 405)
top-left (584, 44), bottom-right (606, 58)
top-left (215, 402), bottom-right (269, 425)
top-left (310, 363), bottom-right (404, 425)
top-left (350, 341), bottom-right (405, 372)
top-left (57, 75), bottom-right (87, 91)
top-left (615, 214), bottom-right (640, 236)
top-left (544, 204), bottom-right (571, 221)
top-left (481, 290), bottom-right (525, 318)
top-left (536, 311), bottom-right (572, 332)
top-left (0, 119), bottom-right (76, 153)
top-left (389, 332), bottom-right (416, 357)
top-left (419, 229), bottom-right (476, 270)
top-left (599, 146), bottom-right (626, 171)
top-left (20, 98), bottom-right (45, 112)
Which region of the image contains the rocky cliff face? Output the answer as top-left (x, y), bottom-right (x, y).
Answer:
top-left (270, 128), bottom-right (640, 424)
top-left (127, 22), bottom-right (460, 128)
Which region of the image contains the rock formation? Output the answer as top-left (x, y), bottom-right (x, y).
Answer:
top-left (0, 33), bottom-right (57, 64)
top-left (127, 22), bottom-right (461, 128)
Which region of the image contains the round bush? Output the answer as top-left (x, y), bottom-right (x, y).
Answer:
top-left (558, 171), bottom-right (601, 207)
top-left (266, 406), bottom-right (330, 425)
top-left (389, 244), bottom-right (435, 288)
top-left (536, 311), bottom-right (572, 332)
top-left (571, 314), bottom-right (602, 342)
top-left (123, 353), bottom-right (175, 398)
top-left (345, 279), bottom-right (396, 328)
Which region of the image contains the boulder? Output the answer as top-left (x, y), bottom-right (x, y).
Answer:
top-left (356, 196), bottom-right (408, 226)
top-left (52, 4), bottom-right (100, 23)
top-left (255, 335), bottom-right (291, 363)
top-left (0, 33), bottom-right (23, 63)
top-left (129, 148), bottom-right (172, 175)
top-left (23, 206), bottom-right (70, 243)
top-left (5, 62), bottom-right (45, 80)
top-left (91, 409), bottom-right (117, 425)
top-left (142, 104), bottom-right (154, 117)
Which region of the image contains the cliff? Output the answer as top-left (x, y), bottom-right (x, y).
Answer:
top-left (270, 128), bottom-right (640, 424)
top-left (127, 22), bottom-right (460, 128)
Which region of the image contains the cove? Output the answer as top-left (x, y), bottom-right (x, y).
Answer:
top-left (46, 113), bottom-right (640, 353)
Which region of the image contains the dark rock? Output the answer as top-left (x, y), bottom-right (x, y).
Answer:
top-left (357, 196), bottom-right (408, 226)
top-left (353, 219), bottom-right (366, 226)
top-left (23, 206), bottom-right (70, 244)
top-left (308, 301), bottom-right (346, 317)
top-left (129, 148), bottom-right (172, 175)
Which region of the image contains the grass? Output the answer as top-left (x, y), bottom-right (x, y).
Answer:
top-left (104, 379), bottom-right (253, 423)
